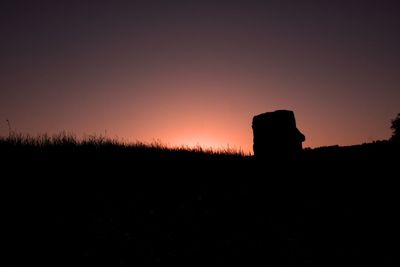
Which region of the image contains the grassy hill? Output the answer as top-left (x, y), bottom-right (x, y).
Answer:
top-left (1, 133), bottom-right (399, 266)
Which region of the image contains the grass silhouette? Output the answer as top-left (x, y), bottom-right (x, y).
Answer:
top-left (0, 131), bottom-right (248, 157)
top-left (1, 131), bottom-right (399, 266)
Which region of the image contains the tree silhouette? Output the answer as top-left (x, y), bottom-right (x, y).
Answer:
top-left (390, 113), bottom-right (400, 143)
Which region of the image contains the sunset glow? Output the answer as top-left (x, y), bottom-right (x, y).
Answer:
top-left (1, 1), bottom-right (399, 153)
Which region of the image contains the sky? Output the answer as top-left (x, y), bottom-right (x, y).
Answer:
top-left (1, 0), bottom-right (399, 153)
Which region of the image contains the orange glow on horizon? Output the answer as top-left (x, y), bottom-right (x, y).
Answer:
top-left (1, 1), bottom-right (399, 156)
top-left (169, 135), bottom-right (244, 151)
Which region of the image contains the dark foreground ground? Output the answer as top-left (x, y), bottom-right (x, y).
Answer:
top-left (2, 140), bottom-right (399, 266)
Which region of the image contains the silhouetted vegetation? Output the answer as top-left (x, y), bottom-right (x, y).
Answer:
top-left (0, 132), bottom-right (247, 156)
top-left (1, 131), bottom-right (399, 266)
top-left (391, 113), bottom-right (400, 143)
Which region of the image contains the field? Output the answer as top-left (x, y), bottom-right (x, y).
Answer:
top-left (1, 134), bottom-right (399, 266)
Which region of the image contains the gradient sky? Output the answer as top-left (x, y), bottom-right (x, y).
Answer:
top-left (1, 0), bottom-right (399, 153)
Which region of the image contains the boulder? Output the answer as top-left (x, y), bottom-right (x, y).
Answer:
top-left (252, 110), bottom-right (305, 158)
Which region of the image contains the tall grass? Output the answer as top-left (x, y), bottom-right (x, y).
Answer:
top-left (0, 132), bottom-right (249, 157)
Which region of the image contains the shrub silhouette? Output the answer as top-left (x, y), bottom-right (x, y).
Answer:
top-left (391, 113), bottom-right (400, 143)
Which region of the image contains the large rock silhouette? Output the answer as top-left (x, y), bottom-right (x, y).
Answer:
top-left (252, 110), bottom-right (305, 158)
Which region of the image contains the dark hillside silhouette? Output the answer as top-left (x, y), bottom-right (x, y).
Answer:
top-left (1, 123), bottom-right (399, 266)
top-left (252, 110), bottom-right (305, 159)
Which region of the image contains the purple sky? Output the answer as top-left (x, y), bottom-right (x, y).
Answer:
top-left (1, 0), bottom-right (399, 152)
